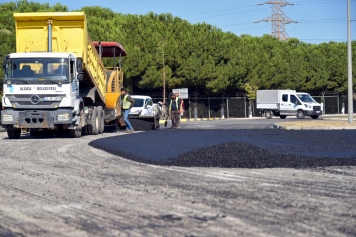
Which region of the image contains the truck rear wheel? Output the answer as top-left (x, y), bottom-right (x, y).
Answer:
top-left (265, 110), bottom-right (272, 119)
top-left (89, 107), bottom-right (99, 135)
top-left (297, 110), bottom-right (305, 119)
top-left (97, 106), bottom-right (105, 134)
top-left (7, 126), bottom-right (21, 139)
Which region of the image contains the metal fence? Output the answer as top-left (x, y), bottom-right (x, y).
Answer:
top-left (152, 95), bottom-right (356, 119)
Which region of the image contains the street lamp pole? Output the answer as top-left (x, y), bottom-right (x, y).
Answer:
top-left (347, 0), bottom-right (353, 123)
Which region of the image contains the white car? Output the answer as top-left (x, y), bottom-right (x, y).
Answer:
top-left (129, 95), bottom-right (157, 117)
top-left (128, 95), bottom-right (162, 130)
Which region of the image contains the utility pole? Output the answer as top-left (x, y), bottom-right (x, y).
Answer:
top-left (255, 0), bottom-right (297, 40)
top-left (347, 0), bottom-right (353, 123)
top-left (158, 40), bottom-right (167, 103)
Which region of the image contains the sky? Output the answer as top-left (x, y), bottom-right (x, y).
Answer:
top-left (2, 0), bottom-right (356, 44)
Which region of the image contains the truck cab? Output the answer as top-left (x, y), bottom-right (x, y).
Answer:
top-left (279, 92), bottom-right (322, 119)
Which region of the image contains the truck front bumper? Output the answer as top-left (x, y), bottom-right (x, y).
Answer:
top-left (1, 109), bottom-right (73, 129)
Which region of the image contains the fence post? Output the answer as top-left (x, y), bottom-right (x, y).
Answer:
top-left (208, 97), bottom-right (210, 119)
top-left (227, 97), bottom-right (229, 119)
top-left (337, 94), bottom-right (340, 114)
top-left (244, 97), bottom-right (247, 118)
top-left (189, 98), bottom-right (191, 120)
top-left (194, 107), bottom-right (197, 121)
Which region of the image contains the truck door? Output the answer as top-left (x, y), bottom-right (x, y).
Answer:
top-left (280, 94), bottom-right (298, 115)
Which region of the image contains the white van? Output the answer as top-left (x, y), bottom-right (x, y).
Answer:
top-left (256, 90), bottom-right (322, 119)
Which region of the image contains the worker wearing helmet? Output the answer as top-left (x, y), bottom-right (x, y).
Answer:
top-left (121, 88), bottom-right (135, 133)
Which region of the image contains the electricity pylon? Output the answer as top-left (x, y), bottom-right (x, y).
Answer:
top-left (255, 0), bottom-right (297, 40)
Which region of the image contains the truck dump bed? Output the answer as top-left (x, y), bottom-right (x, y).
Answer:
top-left (14, 12), bottom-right (124, 111)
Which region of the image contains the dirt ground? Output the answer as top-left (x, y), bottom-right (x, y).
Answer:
top-left (0, 131), bottom-right (356, 237)
top-left (276, 119), bottom-right (356, 128)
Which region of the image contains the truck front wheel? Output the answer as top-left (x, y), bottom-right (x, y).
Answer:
top-left (297, 110), bottom-right (305, 119)
top-left (311, 115), bottom-right (319, 119)
top-left (7, 126), bottom-right (21, 139)
top-left (280, 115), bottom-right (287, 119)
top-left (265, 110), bottom-right (272, 119)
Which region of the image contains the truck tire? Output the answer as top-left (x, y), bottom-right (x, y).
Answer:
top-left (97, 106), bottom-right (105, 134)
top-left (280, 115), bottom-right (287, 119)
top-left (69, 108), bottom-right (84, 138)
top-left (89, 107), bottom-right (99, 135)
top-left (297, 110), bottom-right (305, 119)
top-left (265, 110), bottom-right (272, 119)
top-left (7, 126), bottom-right (21, 139)
top-left (311, 115), bottom-right (319, 119)
top-left (69, 128), bottom-right (81, 138)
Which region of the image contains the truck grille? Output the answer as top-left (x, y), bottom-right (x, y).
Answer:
top-left (7, 94), bottom-right (65, 106)
top-left (313, 106), bottom-right (321, 111)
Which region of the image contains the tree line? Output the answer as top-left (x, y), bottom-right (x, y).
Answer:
top-left (0, 0), bottom-right (355, 98)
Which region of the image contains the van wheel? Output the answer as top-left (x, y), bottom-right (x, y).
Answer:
top-left (311, 115), bottom-right (319, 119)
top-left (265, 110), bottom-right (272, 119)
top-left (297, 110), bottom-right (305, 119)
top-left (280, 115), bottom-right (287, 119)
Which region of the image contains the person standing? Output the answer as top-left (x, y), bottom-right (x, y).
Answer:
top-left (175, 92), bottom-right (184, 118)
top-left (121, 88), bottom-right (135, 133)
top-left (169, 93), bottom-right (183, 129)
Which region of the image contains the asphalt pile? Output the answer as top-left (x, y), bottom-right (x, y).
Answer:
top-left (170, 142), bottom-right (356, 168)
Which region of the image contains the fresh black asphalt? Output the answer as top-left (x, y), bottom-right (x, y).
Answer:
top-left (89, 129), bottom-right (356, 168)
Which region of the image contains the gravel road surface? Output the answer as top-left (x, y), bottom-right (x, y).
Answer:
top-left (0, 119), bottom-right (355, 236)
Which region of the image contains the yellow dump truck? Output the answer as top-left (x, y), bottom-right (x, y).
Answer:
top-left (1, 12), bottom-right (127, 138)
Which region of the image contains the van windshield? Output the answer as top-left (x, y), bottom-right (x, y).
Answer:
top-left (297, 94), bottom-right (316, 103)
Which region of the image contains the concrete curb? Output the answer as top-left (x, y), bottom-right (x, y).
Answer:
top-left (274, 123), bottom-right (356, 130)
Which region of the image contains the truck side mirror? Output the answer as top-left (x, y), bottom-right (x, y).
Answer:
top-left (76, 59), bottom-right (83, 74)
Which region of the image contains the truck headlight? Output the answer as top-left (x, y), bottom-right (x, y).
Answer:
top-left (57, 113), bottom-right (70, 121)
top-left (2, 114), bottom-right (14, 122)
top-left (304, 104), bottom-right (311, 108)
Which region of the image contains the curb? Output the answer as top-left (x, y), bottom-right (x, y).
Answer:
top-left (273, 123), bottom-right (356, 130)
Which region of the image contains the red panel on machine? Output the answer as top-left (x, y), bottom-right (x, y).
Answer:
top-left (92, 41), bottom-right (127, 57)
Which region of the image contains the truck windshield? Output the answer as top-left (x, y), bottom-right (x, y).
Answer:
top-left (4, 58), bottom-right (69, 84)
top-left (297, 94), bottom-right (316, 103)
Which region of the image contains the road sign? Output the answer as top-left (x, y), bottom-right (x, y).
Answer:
top-left (172, 88), bottom-right (188, 99)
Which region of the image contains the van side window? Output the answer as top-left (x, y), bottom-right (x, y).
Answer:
top-left (282, 94), bottom-right (288, 102)
top-left (290, 95), bottom-right (298, 104)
